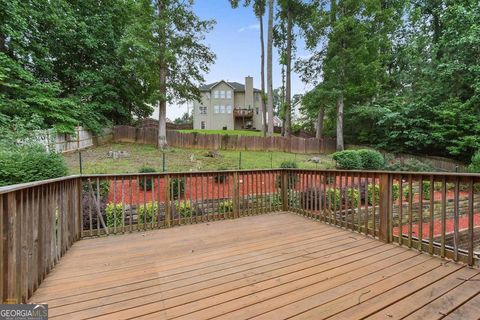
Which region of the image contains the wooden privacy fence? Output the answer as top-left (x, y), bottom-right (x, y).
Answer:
top-left (113, 125), bottom-right (337, 154)
top-left (1, 169), bottom-right (479, 303)
top-left (34, 126), bottom-right (113, 153)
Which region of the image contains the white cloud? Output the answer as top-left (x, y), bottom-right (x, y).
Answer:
top-left (237, 24), bottom-right (260, 32)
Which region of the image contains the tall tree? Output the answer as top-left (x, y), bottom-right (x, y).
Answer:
top-left (121, 0), bottom-right (216, 148)
top-left (275, 0), bottom-right (305, 136)
top-left (266, 0), bottom-right (275, 136)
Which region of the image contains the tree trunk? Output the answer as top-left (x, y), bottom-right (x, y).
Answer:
top-left (284, 8), bottom-right (293, 137)
top-left (316, 106), bottom-right (324, 139)
top-left (336, 95), bottom-right (344, 151)
top-left (266, 0), bottom-right (274, 136)
top-left (157, 0), bottom-right (168, 148)
top-left (259, 11), bottom-right (267, 137)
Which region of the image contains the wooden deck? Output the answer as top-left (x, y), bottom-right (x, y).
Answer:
top-left (29, 212), bottom-right (480, 320)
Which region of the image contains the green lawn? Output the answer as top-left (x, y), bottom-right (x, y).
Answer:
top-left (178, 129), bottom-right (279, 136)
top-left (64, 142), bottom-right (334, 174)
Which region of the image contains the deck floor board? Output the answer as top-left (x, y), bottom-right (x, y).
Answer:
top-left (29, 212), bottom-right (480, 320)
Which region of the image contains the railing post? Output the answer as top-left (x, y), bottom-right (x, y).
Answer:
top-left (232, 172), bottom-right (239, 219)
top-left (281, 170), bottom-right (289, 212)
top-left (378, 173), bottom-right (391, 243)
top-left (4, 192), bottom-right (20, 303)
top-left (165, 174), bottom-right (171, 227)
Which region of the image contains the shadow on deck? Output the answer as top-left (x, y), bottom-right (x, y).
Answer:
top-left (29, 212), bottom-right (480, 320)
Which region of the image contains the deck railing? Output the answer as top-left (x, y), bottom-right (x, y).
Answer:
top-left (1, 169), bottom-right (479, 303)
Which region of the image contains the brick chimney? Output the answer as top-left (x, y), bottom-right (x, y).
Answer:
top-left (245, 76), bottom-right (254, 109)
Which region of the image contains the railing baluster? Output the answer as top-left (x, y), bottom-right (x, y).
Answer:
top-left (408, 174), bottom-right (413, 247)
top-left (429, 175), bottom-right (434, 254)
top-left (399, 176), bottom-right (403, 246)
top-left (468, 177), bottom-right (474, 266)
top-left (453, 178), bottom-right (460, 261)
top-left (441, 177), bottom-right (446, 258)
top-left (418, 176), bottom-right (423, 251)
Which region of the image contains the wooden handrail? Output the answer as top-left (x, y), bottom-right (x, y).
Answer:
top-left (1, 168), bottom-right (479, 303)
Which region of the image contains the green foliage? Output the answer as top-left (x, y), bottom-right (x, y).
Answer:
top-left (214, 167), bottom-right (229, 183)
top-left (138, 167), bottom-right (156, 191)
top-left (105, 203), bottom-right (124, 228)
top-left (0, 144), bottom-right (68, 187)
top-left (332, 150), bottom-right (363, 170)
top-left (170, 178), bottom-right (185, 200)
top-left (403, 181), bottom-right (432, 201)
top-left (280, 160), bottom-right (298, 169)
top-left (219, 200), bottom-right (233, 213)
top-left (357, 149), bottom-right (384, 170)
top-left (385, 159), bottom-right (433, 172)
top-left (82, 180), bottom-right (110, 199)
top-left (137, 202), bottom-right (158, 224)
top-left (175, 201), bottom-right (192, 218)
top-left (326, 187), bottom-right (360, 210)
top-left (367, 184), bottom-right (400, 205)
top-left (468, 151), bottom-right (480, 173)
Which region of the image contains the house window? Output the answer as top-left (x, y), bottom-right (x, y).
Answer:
top-left (226, 91), bottom-right (232, 99)
top-left (256, 107), bottom-right (259, 115)
top-left (220, 90), bottom-right (225, 99)
top-left (199, 106), bottom-right (207, 114)
top-left (255, 93), bottom-right (260, 101)
top-left (214, 105), bottom-right (219, 113)
top-left (205, 92), bottom-right (210, 99)
top-left (201, 121), bottom-right (206, 129)
top-left (226, 105), bottom-right (232, 114)
top-left (214, 90), bottom-right (219, 99)
top-left (220, 105), bottom-right (225, 113)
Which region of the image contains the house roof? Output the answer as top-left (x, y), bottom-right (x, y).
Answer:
top-left (199, 80), bottom-right (262, 93)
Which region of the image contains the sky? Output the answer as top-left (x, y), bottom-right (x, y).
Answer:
top-left (155, 0), bottom-right (313, 120)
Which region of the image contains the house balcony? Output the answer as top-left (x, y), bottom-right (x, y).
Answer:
top-left (234, 107), bottom-right (254, 118)
top-left (1, 169), bottom-right (480, 319)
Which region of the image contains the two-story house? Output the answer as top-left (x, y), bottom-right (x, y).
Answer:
top-left (193, 76), bottom-right (263, 130)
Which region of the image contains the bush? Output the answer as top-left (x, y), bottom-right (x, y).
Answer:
top-left (280, 160), bottom-right (298, 169)
top-left (326, 187), bottom-right (360, 210)
top-left (332, 150), bottom-right (363, 170)
top-left (214, 166), bottom-right (228, 183)
top-left (137, 202), bottom-right (158, 223)
top-left (138, 167), bottom-right (156, 191)
top-left (403, 181), bottom-right (431, 201)
top-left (175, 201), bottom-right (192, 217)
top-left (170, 178), bottom-right (185, 200)
top-left (468, 151), bottom-right (480, 173)
top-left (367, 184), bottom-right (400, 205)
top-left (0, 144), bottom-right (68, 186)
top-left (276, 161), bottom-right (299, 189)
top-left (219, 200), bottom-right (233, 212)
top-left (105, 203), bottom-right (124, 228)
top-left (357, 149), bottom-right (384, 170)
top-left (385, 158), bottom-right (433, 172)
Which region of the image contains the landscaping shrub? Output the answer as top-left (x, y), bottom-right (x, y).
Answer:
top-left (214, 166), bottom-right (228, 183)
top-left (403, 181), bottom-right (431, 201)
top-left (276, 161), bottom-right (299, 189)
top-left (170, 178), bottom-right (185, 200)
top-left (468, 150), bottom-right (480, 173)
top-left (105, 203), bottom-right (124, 228)
top-left (385, 158), bottom-right (433, 172)
top-left (332, 150), bottom-right (363, 170)
top-left (0, 144), bottom-right (68, 186)
top-left (367, 184), bottom-right (400, 205)
top-left (280, 160), bottom-right (298, 169)
top-left (326, 187), bottom-right (360, 210)
top-left (175, 201), bottom-right (192, 217)
top-left (219, 200), bottom-right (233, 212)
top-left (357, 149), bottom-right (385, 170)
top-left (137, 202), bottom-right (158, 223)
top-left (138, 166), bottom-right (156, 191)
